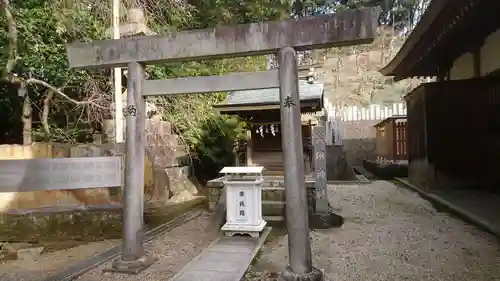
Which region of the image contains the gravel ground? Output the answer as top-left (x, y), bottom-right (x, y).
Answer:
top-left (0, 211), bottom-right (218, 281)
top-left (76, 211), bottom-right (217, 281)
top-left (253, 181), bottom-right (500, 281)
top-left (4, 182), bottom-right (500, 281)
top-left (0, 239), bottom-right (121, 281)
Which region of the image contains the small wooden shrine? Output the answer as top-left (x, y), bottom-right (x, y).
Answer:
top-left (213, 80), bottom-right (324, 175)
top-left (373, 115), bottom-right (408, 162)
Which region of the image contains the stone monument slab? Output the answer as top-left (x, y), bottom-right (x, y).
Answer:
top-left (0, 157), bottom-right (122, 192)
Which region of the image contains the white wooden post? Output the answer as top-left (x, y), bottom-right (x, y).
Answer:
top-left (111, 0), bottom-right (123, 143)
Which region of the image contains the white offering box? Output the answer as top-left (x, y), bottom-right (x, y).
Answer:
top-left (220, 166), bottom-right (267, 237)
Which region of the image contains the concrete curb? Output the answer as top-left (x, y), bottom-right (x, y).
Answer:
top-left (394, 178), bottom-right (500, 238)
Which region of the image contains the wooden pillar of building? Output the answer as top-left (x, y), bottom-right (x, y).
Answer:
top-left (246, 129), bottom-right (253, 166)
top-left (472, 48), bottom-right (481, 78)
top-left (234, 142), bottom-right (240, 166)
top-left (306, 120), bottom-right (313, 173)
top-left (437, 61), bottom-right (452, 81)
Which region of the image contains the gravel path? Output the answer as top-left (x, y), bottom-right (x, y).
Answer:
top-left (253, 180), bottom-right (500, 281)
top-left (0, 211), bottom-right (218, 281)
top-left (76, 211), bottom-right (218, 281)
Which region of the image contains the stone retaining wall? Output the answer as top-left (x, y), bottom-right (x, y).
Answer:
top-left (0, 208), bottom-right (123, 243)
top-left (0, 197), bottom-right (205, 243)
top-left (207, 186), bottom-right (316, 217)
top-left (342, 120), bottom-right (378, 166)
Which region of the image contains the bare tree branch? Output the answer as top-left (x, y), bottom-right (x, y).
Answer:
top-left (24, 78), bottom-right (106, 109)
top-left (41, 89), bottom-right (54, 137)
top-left (21, 77), bottom-right (107, 138)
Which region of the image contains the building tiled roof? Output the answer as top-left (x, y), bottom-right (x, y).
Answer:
top-left (217, 80), bottom-right (324, 107)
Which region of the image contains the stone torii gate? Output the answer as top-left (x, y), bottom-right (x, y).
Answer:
top-left (66, 7), bottom-right (379, 281)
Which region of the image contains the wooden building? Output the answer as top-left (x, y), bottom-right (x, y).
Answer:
top-left (373, 116), bottom-right (407, 162)
top-left (380, 0), bottom-right (500, 190)
top-left (404, 78), bottom-right (500, 188)
top-left (213, 80), bottom-right (324, 175)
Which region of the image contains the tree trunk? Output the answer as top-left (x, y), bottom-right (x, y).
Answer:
top-left (22, 94), bottom-right (32, 145)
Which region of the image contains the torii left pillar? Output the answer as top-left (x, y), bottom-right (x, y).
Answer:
top-left (105, 62), bottom-right (157, 274)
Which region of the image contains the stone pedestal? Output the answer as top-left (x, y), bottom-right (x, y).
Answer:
top-left (104, 255), bottom-right (158, 274)
top-left (220, 166), bottom-right (267, 237)
top-left (279, 266), bottom-right (324, 281)
top-left (309, 211), bottom-right (344, 229)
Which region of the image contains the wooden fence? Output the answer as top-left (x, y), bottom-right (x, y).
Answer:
top-left (321, 101), bottom-right (408, 165)
top-left (0, 119), bottom-right (198, 212)
top-left (322, 101), bottom-right (407, 145)
top-left (395, 120), bottom-right (408, 161)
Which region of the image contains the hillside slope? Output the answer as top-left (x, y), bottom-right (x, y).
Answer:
top-left (317, 26), bottom-right (425, 106)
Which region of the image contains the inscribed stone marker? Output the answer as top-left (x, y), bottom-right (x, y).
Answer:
top-left (313, 126), bottom-right (328, 213)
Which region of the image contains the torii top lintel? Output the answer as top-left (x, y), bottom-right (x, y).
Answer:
top-left (66, 7), bottom-right (380, 69)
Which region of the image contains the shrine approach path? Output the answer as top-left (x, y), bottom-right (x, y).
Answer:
top-left (253, 180), bottom-right (500, 281)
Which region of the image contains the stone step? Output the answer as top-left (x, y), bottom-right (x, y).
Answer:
top-left (263, 216), bottom-right (284, 221)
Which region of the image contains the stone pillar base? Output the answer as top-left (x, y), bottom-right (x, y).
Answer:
top-left (103, 255), bottom-right (157, 274)
top-left (309, 212), bottom-right (344, 230)
top-left (279, 266), bottom-right (324, 281)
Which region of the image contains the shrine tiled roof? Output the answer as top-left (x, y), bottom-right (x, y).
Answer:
top-left (215, 80), bottom-right (324, 107)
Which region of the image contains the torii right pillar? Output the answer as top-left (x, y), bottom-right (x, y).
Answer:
top-left (279, 47), bottom-right (322, 280)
